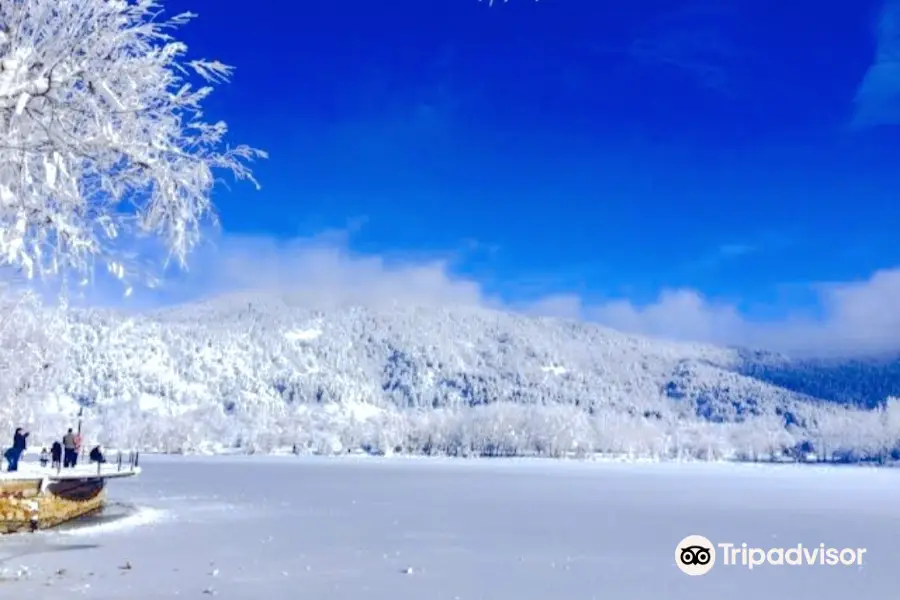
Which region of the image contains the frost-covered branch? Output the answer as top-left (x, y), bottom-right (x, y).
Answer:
top-left (0, 0), bottom-right (266, 284)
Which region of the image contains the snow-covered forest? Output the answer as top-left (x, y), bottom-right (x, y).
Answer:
top-left (0, 285), bottom-right (898, 463)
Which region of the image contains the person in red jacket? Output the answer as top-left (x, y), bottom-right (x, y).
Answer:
top-left (74, 431), bottom-right (83, 466)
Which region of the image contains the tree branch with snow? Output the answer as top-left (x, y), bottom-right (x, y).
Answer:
top-left (0, 0), bottom-right (266, 286)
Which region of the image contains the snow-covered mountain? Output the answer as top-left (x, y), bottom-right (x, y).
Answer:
top-left (1, 291), bottom-right (898, 461)
top-left (737, 350), bottom-right (900, 410)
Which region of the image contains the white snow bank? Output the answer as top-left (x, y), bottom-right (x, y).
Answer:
top-left (58, 506), bottom-right (167, 537)
top-left (285, 328), bottom-right (322, 342)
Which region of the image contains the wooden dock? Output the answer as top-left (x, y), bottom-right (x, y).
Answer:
top-left (0, 457), bottom-right (141, 534)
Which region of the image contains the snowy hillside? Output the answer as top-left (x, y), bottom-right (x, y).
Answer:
top-left (737, 350), bottom-right (900, 409)
top-left (1, 290), bottom-right (898, 461)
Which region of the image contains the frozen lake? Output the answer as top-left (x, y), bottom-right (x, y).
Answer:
top-left (1, 455), bottom-right (898, 599)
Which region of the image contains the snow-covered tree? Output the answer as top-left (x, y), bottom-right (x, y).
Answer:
top-left (0, 282), bottom-right (70, 435)
top-left (0, 0), bottom-right (265, 285)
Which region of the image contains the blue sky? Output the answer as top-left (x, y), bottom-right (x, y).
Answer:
top-left (95, 0), bottom-right (900, 355)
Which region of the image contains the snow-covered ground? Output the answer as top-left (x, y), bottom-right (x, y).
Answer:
top-left (0, 461), bottom-right (140, 481)
top-left (0, 455), bottom-right (897, 599)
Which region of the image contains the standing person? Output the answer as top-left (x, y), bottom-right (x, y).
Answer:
top-left (50, 441), bottom-right (62, 469)
top-left (39, 447), bottom-right (49, 467)
top-left (4, 427), bottom-right (29, 472)
top-left (62, 428), bottom-right (78, 468)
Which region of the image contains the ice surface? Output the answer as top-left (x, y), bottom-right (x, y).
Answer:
top-left (0, 455), bottom-right (897, 599)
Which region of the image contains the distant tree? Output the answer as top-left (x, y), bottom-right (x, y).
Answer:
top-left (878, 397), bottom-right (900, 460)
top-left (0, 0), bottom-right (265, 287)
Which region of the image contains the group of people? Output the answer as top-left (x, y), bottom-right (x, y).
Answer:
top-left (4, 427), bottom-right (106, 472)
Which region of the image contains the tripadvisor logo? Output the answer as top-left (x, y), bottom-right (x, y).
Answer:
top-left (675, 535), bottom-right (867, 575)
top-left (676, 535), bottom-right (716, 576)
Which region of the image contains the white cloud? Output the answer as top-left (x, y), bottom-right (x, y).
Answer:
top-left (851, 0), bottom-right (900, 128)
top-left (525, 273), bottom-right (900, 358)
top-left (64, 229), bottom-right (895, 359)
top-left (140, 231), bottom-right (491, 310)
top-left (590, 272), bottom-right (900, 357)
top-left (588, 290), bottom-right (751, 348)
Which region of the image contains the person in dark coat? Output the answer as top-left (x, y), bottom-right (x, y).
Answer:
top-left (89, 445), bottom-right (106, 464)
top-left (4, 427), bottom-right (29, 472)
top-left (50, 441), bottom-right (63, 469)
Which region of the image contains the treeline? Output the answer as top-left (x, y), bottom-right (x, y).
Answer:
top-left (76, 399), bottom-right (900, 465)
